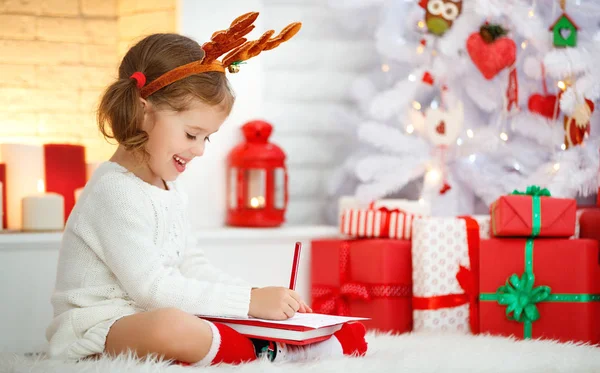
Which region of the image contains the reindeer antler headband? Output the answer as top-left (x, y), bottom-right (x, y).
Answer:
top-left (135, 12), bottom-right (302, 99)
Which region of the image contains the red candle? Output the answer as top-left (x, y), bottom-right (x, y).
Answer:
top-left (44, 144), bottom-right (86, 222)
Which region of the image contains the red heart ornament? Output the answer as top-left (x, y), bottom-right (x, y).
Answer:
top-left (466, 33), bottom-right (517, 80)
top-left (528, 94), bottom-right (559, 119)
top-left (436, 121), bottom-right (446, 134)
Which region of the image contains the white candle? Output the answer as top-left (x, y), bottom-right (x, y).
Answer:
top-left (22, 179), bottom-right (64, 232)
top-left (0, 144), bottom-right (45, 230)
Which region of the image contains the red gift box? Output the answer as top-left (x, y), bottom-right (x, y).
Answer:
top-left (480, 238), bottom-right (600, 344)
top-left (310, 238), bottom-right (412, 333)
top-left (491, 188), bottom-right (576, 237)
top-left (580, 208), bottom-right (600, 242)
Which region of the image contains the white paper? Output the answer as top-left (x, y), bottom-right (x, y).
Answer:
top-left (198, 313), bottom-right (369, 329)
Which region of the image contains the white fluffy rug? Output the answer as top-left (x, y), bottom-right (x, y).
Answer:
top-left (2, 332), bottom-right (600, 373)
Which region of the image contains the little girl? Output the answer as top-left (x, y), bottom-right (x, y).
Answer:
top-left (45, 12), bottom-right (367, 366)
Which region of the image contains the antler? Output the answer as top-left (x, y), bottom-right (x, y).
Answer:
top-left (201, 12), bottom-right (259, 64)
top-left (222, 22), bottom-right (302, 69)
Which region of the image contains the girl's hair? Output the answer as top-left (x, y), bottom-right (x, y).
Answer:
top-left (97, 33), bottom-right (235, 156)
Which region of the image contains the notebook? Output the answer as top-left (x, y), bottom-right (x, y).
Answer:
top-left (198, 313), bottom-right (369, 345)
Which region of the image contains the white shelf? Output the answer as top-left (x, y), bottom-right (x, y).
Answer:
top-left (0, 225), bottom-right (340, 251)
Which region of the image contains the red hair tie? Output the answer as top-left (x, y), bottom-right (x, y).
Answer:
top-left (129, 72), bottom-right (146, 89)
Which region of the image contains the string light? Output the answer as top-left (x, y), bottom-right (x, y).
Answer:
top-left (553, 163), bottom-right (561, 171)
top-left (514, 162), bottom-right (521, 171)
top-left (466, 129), bottom-right (474, 138)
top-left (500, 132), bottom-right (509, 141)
top-left (418, 198), bottom-right (425, 204)
top-left (417, 45), bottom-right (425, 54)
top-left (408, 74), bottom-right (416, 82)
top-left (528, 9), bottom-right (535, 17)
top-left (406, 124), bottom-right (415, 134)
top-left (521, 41), bottom-right (528, 50)
top-left (557, 81), bottom-right (567, 90)
top-left (412, 101), bottom-right (422, 110)
top-left (425, 169), bottom-right (441, 183)
top-left (456, 138), bottom-right (463, 146)
top-left (381, 64), bottom-right (390, 72)
top-left (418, 20), bottom-right (425, 29)
top-left (469, 154), bottom-right (477, 163)
top-left (430, 100), bottom-right (439, 109)
top-left (561, 143), bottom-right (567, 150)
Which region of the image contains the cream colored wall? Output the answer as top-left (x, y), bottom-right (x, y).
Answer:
top-left (0, 0), bottom-right (177, 162)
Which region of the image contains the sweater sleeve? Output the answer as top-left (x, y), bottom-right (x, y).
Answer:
top-left (179, 220), bottom-right (251, 287)
top-left (76, 175), bottom-right (251, 317)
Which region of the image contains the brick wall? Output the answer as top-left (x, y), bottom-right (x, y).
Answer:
top-left (0, 0), bottom-right (176, 162)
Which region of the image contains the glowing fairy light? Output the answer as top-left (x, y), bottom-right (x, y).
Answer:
top-left (553, 163), bottom-right (561, 171)
top-left (469, 154), bottom-right (477, 162)
top-left (557, 81), bottom-right (566, 90)
top-left (381, 64), bottom-right (390, 72)
top-left (514, 162), bottom-right (521, 171)
top-left (417, 45), bottom-right (425, 54)
top-left (412, 101), bottom-right (422, 110)
top-left (561, 143), bottom-right (567, 150)
top-left (500, 132), bottom-right (509, 141)
top-left (521, 41), bottom-right (528, 49)
top-left (456, 138), bottom-right (463, 146)
top-left (425, 169), bottom-right (441, 184)
top-left (528, 9), bottom-right (535, 17)
top-left (406, 124), bottom-right (415, 134)
top-left (408, 74), bottom-right (416, 82)
top-left (466, 129), bottom-right (474, 138)
top-left (418, 20), bottom-right (425, 29)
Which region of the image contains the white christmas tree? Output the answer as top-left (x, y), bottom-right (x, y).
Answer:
top-left (326, 0), bottom-right (600, 221)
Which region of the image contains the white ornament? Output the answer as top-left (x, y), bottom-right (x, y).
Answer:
top-left (424, 101), bottom-right (464, 146)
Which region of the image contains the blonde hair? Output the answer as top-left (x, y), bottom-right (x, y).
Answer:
top-left (98, 33), bottom-right (235, 158)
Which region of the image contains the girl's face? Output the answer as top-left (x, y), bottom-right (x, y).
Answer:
top-left (141, 98), bottom-right (227, 183)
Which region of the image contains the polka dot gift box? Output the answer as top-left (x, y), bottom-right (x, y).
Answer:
top-left (411, 216), bottom-right (480, 334)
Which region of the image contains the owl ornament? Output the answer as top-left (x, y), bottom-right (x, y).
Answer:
top-left (419, 0), bottom-right (463, 36)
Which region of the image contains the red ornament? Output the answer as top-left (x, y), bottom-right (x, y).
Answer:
top-left (564, 99), bottom-right (595, 148)
top-left (422, 71), bottom-right (435, 86)
top-left (226, 120), bottom-right (288, 227)
top-left (439, 182), bottom-right (451, 195)
top-left (435, 121), bottom-right (446, 135)
top-left (466, 32), bottom-right (516, 80)
top-left (528, 94), bottom-right (559, 119)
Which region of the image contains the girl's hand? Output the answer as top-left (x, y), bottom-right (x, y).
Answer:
top-left (298, 300), bottom-right (313, 313)
top-left (249, 286), bottom-right (303, 320)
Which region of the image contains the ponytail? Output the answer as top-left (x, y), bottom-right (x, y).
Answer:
top-left (97, 77), bottom-right (148, 159)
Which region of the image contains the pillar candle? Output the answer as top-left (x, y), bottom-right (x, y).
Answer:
top-left (0, 144), bottom-right (44, 230)
top-left (22, 180), bottom-right (64, 232)
top-left (44, 144), bottom-right (86, 223)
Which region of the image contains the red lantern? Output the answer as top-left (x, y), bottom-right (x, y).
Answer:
top-left (226, 120), bottom-right (288, 227)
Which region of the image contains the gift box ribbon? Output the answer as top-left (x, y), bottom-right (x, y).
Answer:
top-left (311, 241), bottom-right (412, 316)
top-left (500, 185), bottom-right (551, 237)
top-left (412, 216), bottom-right (480, 333)
top-left (480, 238), bottom-right (600, 339)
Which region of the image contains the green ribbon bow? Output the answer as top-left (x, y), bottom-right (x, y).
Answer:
top-left (510, 185), bottom-right (551, 197)
top-left (510, 185), bottom-right (551, 237)
top-left (480, 238), bottom-right (600, 339)
top-left (495, 272), bottom-right (550, 337)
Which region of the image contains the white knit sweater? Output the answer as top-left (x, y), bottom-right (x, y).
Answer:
top-left (46, 161), bottom-right (252, 360)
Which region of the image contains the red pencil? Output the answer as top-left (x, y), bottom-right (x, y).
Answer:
top-left (289, 241), bottom-right (302, 290)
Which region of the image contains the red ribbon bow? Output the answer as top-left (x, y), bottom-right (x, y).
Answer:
top-left (311, 241), bottom-right (412, 316)
top-left (412, 216), bottom-right (480, 333)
